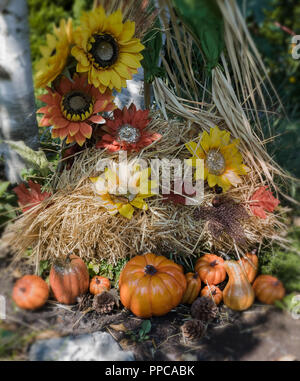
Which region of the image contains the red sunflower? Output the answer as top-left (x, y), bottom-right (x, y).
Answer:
top-left (96, 103), bottom-right (161, 152)
top-left (37, 74), bottom-right (115, 146)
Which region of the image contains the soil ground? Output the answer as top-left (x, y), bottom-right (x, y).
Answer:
top-left (0, 250), bottom-right (299, 361)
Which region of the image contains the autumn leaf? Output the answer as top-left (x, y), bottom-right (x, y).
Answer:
top-left (13, 180), bottom-right (51, 212)
top-left (250, 186), bottom-right (280, 219)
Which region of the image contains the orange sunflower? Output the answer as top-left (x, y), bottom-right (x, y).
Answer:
top-left (96, 103), bottom-right (161, 152)
top-left (37, 74), bottom-right (115, 146)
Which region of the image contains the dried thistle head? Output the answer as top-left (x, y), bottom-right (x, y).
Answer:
top-left (194, 196), bottom-right (249, 244)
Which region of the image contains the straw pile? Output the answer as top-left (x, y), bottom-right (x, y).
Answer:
top-left (4, 113), bottom-right (289, 268)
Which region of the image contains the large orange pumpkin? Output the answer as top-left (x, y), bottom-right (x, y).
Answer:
top-left (12, 275), bottom-right (49, 310)
top-left (253, 275), bottom-right (285, 305)
top-left (201, 285), bottom-right (223, 306)
top-left (195, 254), bottom-right (226, 285)
top-left (119, 253), bottom-right (187, 318)
top-left (49, 254), bottom-right (89, 304)
top-left (181, 272), bottom-right (201, 304)
top-left (90, 275), bottom-right (111, 295)
top-left (238, 251), bottom-right (258, 283)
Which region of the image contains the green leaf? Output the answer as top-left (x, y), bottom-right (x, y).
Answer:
top-left (0, 181), bottom-right (10, 197)
top-left (141, 17), bottom-right (165, 83)
top-left (172, 0), bottom-right (224, 73)
top-left (2, 140), bottom-right (49, 177)
top-left (38, 260), bottom-right (50, 277)
top-left (141, 320), bottom-right (151, 334)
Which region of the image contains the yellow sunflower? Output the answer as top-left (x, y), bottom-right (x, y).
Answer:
top-left (71, 6), bottom-right (144, 93)
top-left (185, 126), bottom-right (249, 192)
top-left (35, 19), bottom-right (73, 89)
top-left (90, 161), bottom-right (155, 219)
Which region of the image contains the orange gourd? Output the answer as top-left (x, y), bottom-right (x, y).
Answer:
top-left (50, 254), bottom-right (89, 304)
top-left (12, 275), bottom-right (49, 310)
top-left (89, 275), bottom-right (111, 295)
top-left (223, 260), bottom-right (255, 311)
top-left (238, 251), bottom-right (258, 283)
top-left (253, 275), bottom-right (285, 305)
top-left (181, 272), bottom-right (201, 304)
top-left (195, 254), bottom-right (226, 285)
top-left (119, 253), bottom-right (187, 318)
top-left (201, 285), bottom-right (223, 306)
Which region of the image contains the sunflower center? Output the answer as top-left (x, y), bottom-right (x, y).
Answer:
top-left (205, 149), bottom-right (226, 175)
top-left (61, 91), bottom-right (94, 121)
top-left (117, 124), bottom-right (141, 143)
top-left (89, 34), bottom-right (119, 68)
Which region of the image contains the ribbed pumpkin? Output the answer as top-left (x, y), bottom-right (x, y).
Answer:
top-left (201, 285), bottom-right (223, 306)
top-left (181, 272), bottom-right (201, 304)
top-left (89, 275), bottom-right (111, 295)
top-left (253, 275), bottom-right (285, 305)
top-left (50, 254), bottom-right (89, 304)
top-left (195, 254), bottom-right (226, 285)
top-left (12, 275), bottom-right (49, 310)
top-left (119, 253), bottom-right (187, 318)
top-left (223, 260), bottom-right (255, 311)
top-left (238, 251), bottom-right (258, 283)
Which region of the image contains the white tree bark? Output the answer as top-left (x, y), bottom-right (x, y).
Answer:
top-left (0, 0), bottom-right (39, 183)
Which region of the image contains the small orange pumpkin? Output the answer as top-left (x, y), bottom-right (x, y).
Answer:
top-left (90, 276), bottom-right (111, 295)
top-left (195, 254), bottom-right (226, 285)
top-left (238, 250), bottom-right (258, 283)
top-left (201, 285), bottom-right (223, 306)
top-left (12, 275), bottom-right (49, 310)
top-left (50, 254), bottom-right (89, 304)
top-left (223, 260), bottom-right (255, 311)
top-left (181, 272), bottom-right (201, 304)
top-left (253, 275), bottom-right (285, 305)
top-left (119, 253), bottom-right (187, 318)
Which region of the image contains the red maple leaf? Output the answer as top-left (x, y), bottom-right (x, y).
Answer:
top-left (250, 186), bottom-right (280, 219)
top-left (13, 180), bottom-right (51, 213)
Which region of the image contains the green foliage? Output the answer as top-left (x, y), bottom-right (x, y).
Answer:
top-left (238, 0), bottom-right (300, 185)
top-left (0, 326), bottom-right (40, 360)
top-left (126, 320), bottom-right (152, 342)
top-left (38, 260), bottom-right (51, 277)
top-left (87, 258), bottom-right (128, 287)
top-left (259, 228), bottom-right (300, 292)
top-left (0, 181), bottom-right (17, 230)
top-left (172, 0), bottom-right (224, 73)
top-left (3, 140), bottom-right (49, 178)
top-left (141, 17), bottom-right (165, 83)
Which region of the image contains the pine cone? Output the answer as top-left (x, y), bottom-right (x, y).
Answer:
top-left (181, 319), bottom-right (206, 342)
top-left (191, 297), bottom-right (218, 322)
top-left (93, 291), bottom-right (115, 314)
top-left (77, 293), bottom-right (93, 311)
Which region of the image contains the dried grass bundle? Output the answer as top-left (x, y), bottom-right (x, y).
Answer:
top-left (154, 0), bottom-right (292, 196)
top-left (3, 115), bottom-right (289, 268)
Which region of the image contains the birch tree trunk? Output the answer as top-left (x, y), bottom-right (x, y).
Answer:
top-left (0, 0), bottom-right (39, 183)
